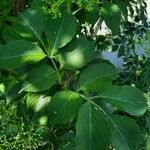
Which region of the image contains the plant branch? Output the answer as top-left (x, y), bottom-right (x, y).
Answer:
top-left (66, 0), bottom-right (72, 13)
top-left (46, 55), bottom-right (62, 85)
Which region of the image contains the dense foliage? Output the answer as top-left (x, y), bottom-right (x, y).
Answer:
top-left (0, 0), bottom-right (150, 149)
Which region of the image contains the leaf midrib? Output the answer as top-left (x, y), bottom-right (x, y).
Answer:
top-left (90, 101), bottom-right (130, 149)
top-left (78, 73), bottom-right (116, 91)
top-left (53, 92), bottom-right (77, 123)
top-left (1, 52), bottom-right (43, 60)
top-left (52, 14), bottom-right (65, 53)
top-left (21, 13), bottom-right (44, 48)
top-left (94, 95), bottom-right (146, 107)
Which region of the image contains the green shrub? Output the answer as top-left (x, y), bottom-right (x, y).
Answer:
top-left (0, 0), bottom-right (150, 149)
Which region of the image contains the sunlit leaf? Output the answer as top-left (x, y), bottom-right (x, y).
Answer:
top-left (0, 40), bottom-right (45, 69)
top-left (22, 64), bottom-right (57, 92)
top-left (59, 37), bottom-right (94, 70)
top-left (26, 93), bottom-right (50, 113)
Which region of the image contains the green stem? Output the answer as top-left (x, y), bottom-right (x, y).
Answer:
top-left (47, 55), bottom-right (62, 85)
top-left (67, 0), bottom-right (72, 13)
top-left (79, 93), bottom-right (90, 101)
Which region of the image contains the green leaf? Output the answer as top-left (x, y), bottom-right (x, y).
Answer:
top-left (16, 9), bottom-right (45, 44)
top-left (77, 63), bottom-right (118, 92)
top-left (0, 83), bottom-right (4, 93)
top-left (2, 26), bottom-right (20, 42)
top-left (95, 85), bottom-right (147, 116)
top-left (22, 64), bottom-right (57, 92)
top-left (101, 1), bottom-right (121, 34)
top-left (0, 19), bottom-right (3, 30)
top-left (76, 4), bottom-right (99, 25)
top-left (59, 37), bottom-right (94, 70)
top-left (0, 40), bottom-right (45, 69)
top-left (109, 115), bottom-right (141, 150)
top-left (76, 102), bottom-right (111, 150)
top-left (49, 91), bottom-right (83, 124)
top-left (31, 0), bottom-right (43, 12)
top-left (115, 1), bottom-right (128, 17)
top-left (26, 93), bottom-right (50, 113)
top-left (18, 93), bottom-right (50, 123)
top-left (26, 94), bottom-right (50, 124)
top-left (45, 12), bottom-right (77, 55)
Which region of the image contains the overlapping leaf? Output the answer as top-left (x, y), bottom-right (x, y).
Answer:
top-left (101, 1), bottom-right (121, 34)
top-left (76, 102), bottom-right (111, 150)
top-left (15, 9), bottom-right (45, 44)
top-left (76, 4), bottom-right (99, 25)
top-left (48, 91), bottom-right (83, 124)
top-left (0, 40), bottom-right (45, 69)
top-left (22, 64), bottom-right (57, 92)
top-left (76, 100), bottom-right (143, 150)
top-left (45, 12), bottom-right (77, 55)
top-left (2, 26), bottom-right (21, 42)
top-left (26, 93), bottom-right (50, 113)
top-left (77, 63), bottom-right (118, 92)
top-left (109, 115), bottom-right (141, 150)
top-left (59, 37), bottom-right (94, 70)
top-left (94, 85), bottom-right (147, 116)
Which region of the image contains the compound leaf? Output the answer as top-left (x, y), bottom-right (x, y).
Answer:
top-left (95, 85), bottom-right (147, 116)
top-left (109, 115), bottom-right (141, 150)
top-left (76, 102), bottom-right (111, 150)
